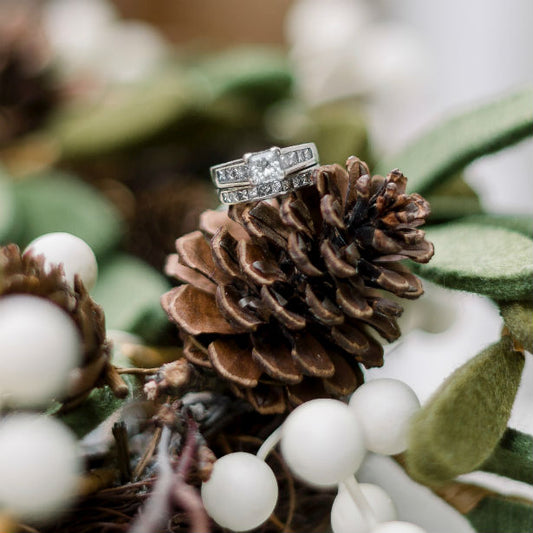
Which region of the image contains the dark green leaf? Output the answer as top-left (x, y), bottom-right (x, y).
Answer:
top-left (480, 428), bottom-right (533, 485)
top-left (198, 46), bottom-right (292, 106)
top-left (467, 496), bottom-right (533, 533)
top-left (376, 88), bottom-right (533, 194)
top-left (52, 68), bottom-right (205, 159)
top-left (59, 382), bottom-right (132, 439)
top-left (406, 337), bottom-right (524, 486)
top-left (416, 222), bottom-right (533, 301)
top-left (12, 171), bottom-right (123, 257)
top-left (425, 174), bottom-right (483, 222)
top-left (92, 254), bottom-right (171, 342)
top-left (0, 166), bottom-right (17, 243)
top-left (500, 301), bottom-right (533, 352)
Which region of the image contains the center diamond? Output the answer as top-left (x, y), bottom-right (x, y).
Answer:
top-left (246, 149), bottom-right (284, 185)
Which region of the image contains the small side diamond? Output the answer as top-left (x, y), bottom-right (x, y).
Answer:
top-left (292, 175), bottom-right (303, 188)
top-left (292, 171), bottom-right (313, 189)
top-left (303, 147), bottom-right (313, 160)
top-left (248, 187), bottom-right (258, 199)
top-left (225, 165), bottom-right (248, 184)
top-left (234, 189), bottom-right (249, 202)
top-left (257, 182), bottom-right (273, 196)
top-left (281, 179), bottom-right (291, 192)
top-left (281, 151), bottom-right (299, 169)
top-left (216, 169), bottom-right (227, 183)
top-left (271, 181), bottom-right (282, 194)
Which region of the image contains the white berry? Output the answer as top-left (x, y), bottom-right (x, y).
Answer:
top-left (25, 232), bottom-right (98, 290)
top-left (331, 483), bottom-right (397, 533)
top-left (280, 399), bottom-right (366, 487)
top-left (349, 379), bottom-right (420, 455)
top-left (0, 295), bottom-right (82, 406)
top-left (0, 414), bottom-right (81, 521)
top-left (371, 521), bottom-right (428, 533)
top-left (201, 452), bottom-right (278, 531)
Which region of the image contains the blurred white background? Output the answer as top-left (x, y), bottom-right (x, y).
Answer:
top-left (287, 1), bottom-right (533, 531)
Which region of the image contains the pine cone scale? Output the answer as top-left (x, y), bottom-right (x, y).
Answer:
top-left (252, 340), bottom-right (303, 384)
top-left (208, 338), bottom-right (262, 388)
top-left (291, 333), bottom-right (335, 378)
top-left (166, 285), bottom-right (242, 336)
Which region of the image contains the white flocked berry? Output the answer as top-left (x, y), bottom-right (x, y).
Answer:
top-left (201, 452), bottom-right (278, 532)
top-left (0, 414), bottom-right (81, 521)
top-left (280, 399), bottom-right (366, 487)
top-left (371, 521), bottom-right (428, 533)
top-left (24, 232), bottom-right (98, 290)
top-left (331, 482), bottom-right (397, 533)
top-left (0, 294), bottom-right (82, 406)
top-left (349, 379), bottom-right (420, 456)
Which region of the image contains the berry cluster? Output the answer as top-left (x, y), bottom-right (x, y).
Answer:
top-left (202, 378), bottom-right (425, 533)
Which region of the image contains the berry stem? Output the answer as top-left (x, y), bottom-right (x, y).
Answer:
top-left (341, 475), bottom-right (378, 529)
top-left (256, 426), bottom-right (283, 461)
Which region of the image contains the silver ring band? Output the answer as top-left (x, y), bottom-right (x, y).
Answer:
top-left (211, 143), bottom-right (319, 189)
top-left (218, 166), bottom-right (317, 205)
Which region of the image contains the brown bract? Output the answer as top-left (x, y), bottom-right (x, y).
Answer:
top-left (0, 244), bottom-right (111, 407)
top-left (162, 157), bottom-right (434, 413)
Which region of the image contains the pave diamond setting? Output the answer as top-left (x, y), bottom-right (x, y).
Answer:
top-left (281, 147), bottom-right (314, 169)
top-left (218, 169), bottom-right (315, 205)
top-left (246, 149), bottom-right (284, 185)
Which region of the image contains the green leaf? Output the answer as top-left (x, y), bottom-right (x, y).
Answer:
top-left (12, 171), bottom-right (123, 257)
top-left (52, 68), bottom-right (206, 159)
top-left (198, 46), bottom-right (292, 106)
top-left (92, 254), bottom-right (171, 342)
top-left (466, 496), bottom-right (533, 533)
top-left (406, 336), bottom-right (524, 486)
top-left (415, 222), bottom-right (533, 301)
top-left (425, 174), bottom-right (484, 222)
top-left (480, 428), bottom-right (533, 485)
top-left (59, 383), bottom-right (131, 439)
top-left (500, 301), bottom-right (533, 352)
top-left (459, 214), bottom-right (533, 239)
top-left (375, 88), bottom-right (533, 194)
top-left (0, 166), bottom-right (17, 243)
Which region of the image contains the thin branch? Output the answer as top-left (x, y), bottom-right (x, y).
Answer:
top-left (128, 427), bottom-right (174, 533)
top-left (117, 368), bottom-right (160, 376)
top-left (133, 427), bottom-right (162, 481)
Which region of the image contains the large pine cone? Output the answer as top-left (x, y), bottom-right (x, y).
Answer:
top-left (0, 244), bottom-right (110, 408)
top-left (162, 157), bottom-right (433, 413)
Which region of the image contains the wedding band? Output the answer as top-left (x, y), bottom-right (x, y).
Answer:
top-left (211, 143), bottom-right (319, 205)
top-left (217, 167), bottom-right (316, 205)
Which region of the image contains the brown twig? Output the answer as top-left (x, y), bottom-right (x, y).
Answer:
top-left (113, 422), bottom-right (132, 483)
top-left (105, 364), bottom-right (129, 398)
top-left (133, 426), bottom-right (162, 481)
top-left (117, 367), bottom-right (160, 375)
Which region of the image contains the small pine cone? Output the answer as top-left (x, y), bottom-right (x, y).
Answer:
top-left (0, 244), bottom-right (111, 408)
top-left (162, 157), bottom-right (433, 414)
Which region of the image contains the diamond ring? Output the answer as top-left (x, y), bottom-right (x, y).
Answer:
top-left (211, 143), bottom-right (319, 205)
